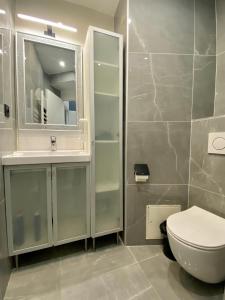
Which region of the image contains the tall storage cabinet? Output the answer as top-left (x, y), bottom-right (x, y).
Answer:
top-left (84, 27), bottom-right (123, 240)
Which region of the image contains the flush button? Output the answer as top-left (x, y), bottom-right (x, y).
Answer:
top-left (212, 137), bottom-right (225, 150)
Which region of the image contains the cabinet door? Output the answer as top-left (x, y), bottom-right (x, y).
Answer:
top-left (91, 29), bottom-right (123, 237)
top-left (52, 163), bottom-right (90, 245)
top-left (5, 165), bottom-right (52, 255)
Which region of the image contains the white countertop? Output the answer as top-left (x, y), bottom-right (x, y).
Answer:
top-left (2, 151), bottom-right (91, 165)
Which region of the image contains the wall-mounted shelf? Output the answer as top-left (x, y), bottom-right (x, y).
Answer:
top-left (94, 92), bottom-right (119, 98)
top-left (96, 183), bottom-right (120, 193)
top-left (95, 140), bottom-right (119, 144)
top-left (94, 60), bottom-right (119, 68)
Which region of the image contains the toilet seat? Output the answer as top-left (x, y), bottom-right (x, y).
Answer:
top-left (167, 206), bottom-right (225, 251)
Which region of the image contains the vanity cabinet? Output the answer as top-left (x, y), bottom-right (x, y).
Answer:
top-left (4, 163), bottom-right (90, 256)
top-left (84, 27), bottom-right (123, 240)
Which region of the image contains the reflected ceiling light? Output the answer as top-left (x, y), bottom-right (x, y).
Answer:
top-left (17, 14), bottom-right (77, 33)
top-left (144, 57), bottom-right (148, 60)
top-left (0, 9), bottom-right (6, 14)
top-left (59, 61), bottom-right (65, 67)
top-left (0, 49), bottom-right (3, 55)
top-left (128, 18), bottom-right (131, 24)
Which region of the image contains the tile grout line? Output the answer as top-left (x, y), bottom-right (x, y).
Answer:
top-left (190, 184), bottom-right (225, 197)
top-left (214, 0), bottom-right (218, 116)
top-left (188, 0), bottom-right (196, 209)
top-left (126, 246), bottom-right (138, 263)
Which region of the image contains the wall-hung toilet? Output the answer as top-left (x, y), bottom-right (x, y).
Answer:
top-left (167, 206), bottom-right (225, 284)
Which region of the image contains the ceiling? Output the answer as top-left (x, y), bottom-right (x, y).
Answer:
top-left (34, 43), bottom-right (75, 75)
top-left (63, 0), bottom-right (120, 17)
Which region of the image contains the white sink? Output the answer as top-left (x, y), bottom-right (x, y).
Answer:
top-left (2, 150), bottom-right (91, 165)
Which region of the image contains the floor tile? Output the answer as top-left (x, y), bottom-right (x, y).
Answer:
top-left (59, 244), bottom-right (135, 287)
top-left (102, 263), bottom-right (151, 300)
top-left (130, 286), bottom-right (161, 300)
top-left (140, 254), bottom-right (224, 300)
top-left (4, 260), bottom-right (60, 299)
top-left (60, 276), bottom-right (111, 300)
top-left (128, 245), bottom-right (162, 262)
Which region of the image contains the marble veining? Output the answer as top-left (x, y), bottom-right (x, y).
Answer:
top-left (4, 242), bottom-right (224, 300)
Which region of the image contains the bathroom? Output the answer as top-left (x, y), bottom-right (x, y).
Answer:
top-left (0, 0), bottom-right (225, 299)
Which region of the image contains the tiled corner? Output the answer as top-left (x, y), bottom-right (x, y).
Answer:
top-left (214, 52), bottom-right (225, 116)
top-left (125, 184), bottom-right (188, 245)
top-left (192, 55), bottom-right (216, 119)
top-left (189, 185), bottom-right (225, 218)
top-left (190, 116), bottom-right (225, 195)
top-left (216, 0), bottom-right (225, 54)
top-left (195, 0), bottom-right (216, 55)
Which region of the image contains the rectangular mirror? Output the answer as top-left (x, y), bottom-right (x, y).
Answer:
top-left (16, 33), bottom-right (82, 129)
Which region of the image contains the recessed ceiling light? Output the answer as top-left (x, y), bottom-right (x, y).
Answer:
top-left (0, 49), bottom-right (3, 55)
top-left (17, 14), bottom-right (77, 33)
top-left (0, 9), bottom-right (6, 14)
top-left (59, 61), bottom-right (65, 67)
top-left (97, 63), bottom-right (101, 66)
top-left (128, 18), bottom-right (131, 25)
top-left (144, 57), bottom-right (148, 60)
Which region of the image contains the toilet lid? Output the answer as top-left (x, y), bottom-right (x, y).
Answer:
top-left (167, 206), bottom-right (225, 250)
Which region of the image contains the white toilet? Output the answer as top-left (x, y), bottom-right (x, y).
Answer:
top-left (167, 206), bottom-right (225, 284)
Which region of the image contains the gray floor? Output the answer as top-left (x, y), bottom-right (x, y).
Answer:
top-left (4, 239), bottom-right (224, 300)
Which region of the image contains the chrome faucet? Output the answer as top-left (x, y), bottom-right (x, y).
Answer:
top-left (50, 136), bottom-right (57, 151)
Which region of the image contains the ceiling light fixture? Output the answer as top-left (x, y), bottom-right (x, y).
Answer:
top-left (0, 9), bottom-right (6, 14)
top-left (17, 14), bottom-right (77, 33)
top-left (59, 61), bottom-right (65, 67)
top-left (0, 49), bottom-right (3, 55)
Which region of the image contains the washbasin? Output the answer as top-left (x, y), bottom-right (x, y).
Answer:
top-left (2, 150), bottom-right (91, 165)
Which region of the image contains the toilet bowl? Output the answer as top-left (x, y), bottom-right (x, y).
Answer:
top-left (167, 206), bottom-right (225, 284)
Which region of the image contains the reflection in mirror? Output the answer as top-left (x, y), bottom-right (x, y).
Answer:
top-left (0, 34), bottom-right (3, 120)
top-left (24, 40), bottom-right (77, 126)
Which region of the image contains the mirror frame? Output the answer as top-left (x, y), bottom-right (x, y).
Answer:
top-left (16, 32), bottom-right (82, 130)
top-left (0, 28), bottom-right (13, 128)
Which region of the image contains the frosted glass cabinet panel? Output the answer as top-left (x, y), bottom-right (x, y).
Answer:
top-left (5, 165), bottom-right (52, 255)
top-left (52, 163), bottom-right (90, 245)
top-left (84, 27), bottom-right (123, 238)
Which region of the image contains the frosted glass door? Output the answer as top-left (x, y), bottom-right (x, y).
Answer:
top-left (5, 165), bottom-right (52, 255)
top-left (52, 164), bottom-right (89, 245)
top-left (93, 31), bottom-right (122, 235)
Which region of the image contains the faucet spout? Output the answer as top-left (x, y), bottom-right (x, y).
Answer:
top-left (50, 136), bottom-right (57, 151)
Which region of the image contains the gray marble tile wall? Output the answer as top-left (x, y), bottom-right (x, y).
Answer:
top-left (192, 0), bottom-right (216, 119)
top-left (0, 0), bottom-right (16, 298)
top-left (189, 0), bottom-right (225, 221)
top-left (125, 0), bottom-right (194, 245)
top-left (189, 116), bottom-right (225, 217)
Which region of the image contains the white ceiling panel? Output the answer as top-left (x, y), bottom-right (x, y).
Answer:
top-left (64, 0), bottom-right (119, 16)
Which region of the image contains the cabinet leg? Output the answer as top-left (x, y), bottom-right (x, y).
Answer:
top-left (116, 232), bottom-right (120, 245)
top-left (84, 238), bottom-right (88, 252)
top-left (92, 238), bottom-right (96, 251)
top-left (15, 255), bottom-right (19, 270)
